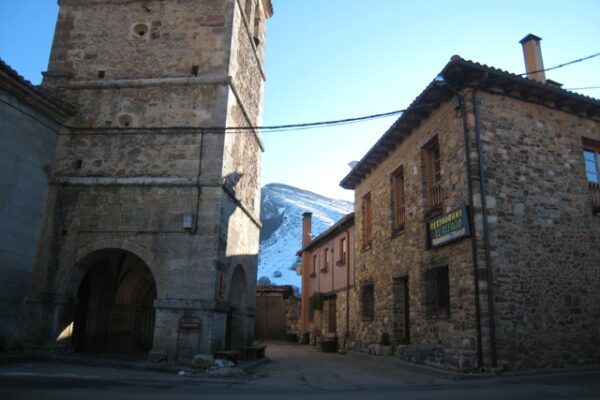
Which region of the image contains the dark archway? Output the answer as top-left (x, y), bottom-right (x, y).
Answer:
top-left (70, 249), bottom-right (156, 354)
top-left (226, 265), bottom-right (249, 350)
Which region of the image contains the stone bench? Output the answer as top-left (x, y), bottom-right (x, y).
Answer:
top-left (243, 345), bottom-right (266, 360)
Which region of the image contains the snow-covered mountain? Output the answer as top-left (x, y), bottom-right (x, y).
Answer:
top-left (258, 183), bottom-right (354, 289)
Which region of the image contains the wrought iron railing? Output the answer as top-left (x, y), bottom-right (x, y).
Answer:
top-left (395, 205), bottom-right (406, 228)
top-left (429, 183), bottom-right (443, 209)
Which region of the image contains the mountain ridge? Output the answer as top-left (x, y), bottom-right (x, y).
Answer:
top-left (258, 183), bottom-right (354, 288)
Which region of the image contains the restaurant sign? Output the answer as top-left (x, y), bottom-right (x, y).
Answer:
top-left (425, 204), bottom-right (471, 250)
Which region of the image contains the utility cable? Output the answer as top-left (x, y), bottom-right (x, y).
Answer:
top-left (61, 52), bottom-right (600, 136)
top-left (565, 85), bottom-right (600, 91)
top-left (519, 51), bottom-right (600, 77)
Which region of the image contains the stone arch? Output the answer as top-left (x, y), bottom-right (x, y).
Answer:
top-left (64, 238), bottom-right (168, 300)
top-left (59, 248), bottom-right (157, 354)
top-left (226, 264), bottom-right (251, 349)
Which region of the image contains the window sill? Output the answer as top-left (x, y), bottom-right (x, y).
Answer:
top-left (320, 267), bottom-right (328, 274)
top-left (335, 260), bottom-right (346, 267)
top-left (309, 273), bottom-right (316, 278)
top-left (424, 205), bottom-right (443, 220)
top-left (391, 225), bottom-right (405, 238)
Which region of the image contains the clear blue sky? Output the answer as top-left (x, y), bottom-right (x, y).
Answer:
top-left (1, 1), bottom-right (599, 202)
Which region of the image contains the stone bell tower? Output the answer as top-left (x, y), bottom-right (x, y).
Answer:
top-left (27, 0), bottom-right (273, 361)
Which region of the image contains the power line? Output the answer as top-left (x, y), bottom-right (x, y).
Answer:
top-left (565, 85), bottom-right (600, 91)
top-left (239, 108), bottom-right (406, 132)
top-left (257, 53), bottom-right (600, 133)
top-left (63, 52), bottom-right (600, 136)
top-left (519, 51), bottom-right (600, 77)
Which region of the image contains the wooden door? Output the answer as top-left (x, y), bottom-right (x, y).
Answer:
top-left (254, 295), bottom-right (286, 340)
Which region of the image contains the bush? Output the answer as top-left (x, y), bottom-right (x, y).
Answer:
top-left (309, 292), bottom-right (324, 312)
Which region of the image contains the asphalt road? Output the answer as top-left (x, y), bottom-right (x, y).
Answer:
top-left (1, 342), bottom-right (599, 400)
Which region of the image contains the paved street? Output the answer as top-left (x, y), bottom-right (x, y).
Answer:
top-left (1, 342), bottom-right (599, 399)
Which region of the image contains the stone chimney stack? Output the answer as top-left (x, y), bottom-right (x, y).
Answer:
top-left (520, 34), bottom-right (546, 83)
top-left (302, 212), bottom-right (312, 248)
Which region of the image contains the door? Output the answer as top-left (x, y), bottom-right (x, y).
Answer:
top-left (392, 277), bottom-right (410, 343)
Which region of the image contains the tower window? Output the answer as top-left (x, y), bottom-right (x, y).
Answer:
top-left (118, 114), bottom-right (133, 127)
top-left (191, 65), bottom-right (199, 76)
top-left (133, 23), bottom-right (149, 38)
top-left (98, 70), bottom-right (105, 79)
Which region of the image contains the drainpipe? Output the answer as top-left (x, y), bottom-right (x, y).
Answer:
top-left (345, 230), bottom-right (350, 349)
top-left (192, 130), bottom-right (204, 234)
top-left (471, 89), bottom-right (498, 368)
top-left (457, 92), bottom-right (484, 369)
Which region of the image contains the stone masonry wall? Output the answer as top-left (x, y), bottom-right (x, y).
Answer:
top-left (475, 91), bottom-right (600, 370)
top-left (0, 80), bottom-right (62, 350)
top-left (47, 0), bottom-right (231, 81)
top-left (351, 99), bottom-right (479, 371)
top-left (27, 0), bottom-right (271, 359)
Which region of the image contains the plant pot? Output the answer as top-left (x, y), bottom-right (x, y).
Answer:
top-left (286, 333), bottom-right (298, 342)
top-left (382, 345), bottom-right (393, 356)
top-left (320, 338), bottom-right (337, 353)
top-left (300, 333), bottom-right (310, 344)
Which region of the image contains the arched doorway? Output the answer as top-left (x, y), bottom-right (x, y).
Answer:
top-left (69, 249), bottom-right (156, 354)
top-left (226, 265), bottom-right (249, 350)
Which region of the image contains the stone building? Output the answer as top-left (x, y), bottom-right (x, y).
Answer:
top-left (0, 60), bottom-right (74, 350)
top-left (340, 35), bottom-right (600, 371)
top-left (298, 212), bottom-right (355, 349)
top-left (19, 0), bottom-right (273, 361)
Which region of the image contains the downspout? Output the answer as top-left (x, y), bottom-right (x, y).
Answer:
top-left (192, 129), bottom-right (205, 234)
top-left (345, 230), bottom-right (350, 347)
top-left (471, 89), bottom-right (498, 368)
top-left (457, 92), bottom-right (484, 368)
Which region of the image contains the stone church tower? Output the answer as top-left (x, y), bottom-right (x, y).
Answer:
top-left (26, 0), bottom-right (272, 360)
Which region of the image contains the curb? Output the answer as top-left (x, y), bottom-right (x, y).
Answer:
top-left (0, 351), bottom-right (271, 379)
top-left (344, 350), bottom-right (600, 381)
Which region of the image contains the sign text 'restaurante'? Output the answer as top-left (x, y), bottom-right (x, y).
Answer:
top-left (426, 204), bottom-right (471, 249)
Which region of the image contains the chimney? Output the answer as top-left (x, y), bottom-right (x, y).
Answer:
top-left (519, 34), bottom-right (546, 83)
top-left (302, 212), bottom-right (312, 248)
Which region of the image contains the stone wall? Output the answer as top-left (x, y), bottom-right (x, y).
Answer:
top-left (47, 0), bottom-right (231, 81)
top-left (348, 87), bottom-right (600, 371)
top-left (26, 0), bottom-right (271, 360)
top-left (351, 99), bottom-right (479, 370)
top-left (475, 91), bottom-right (600, 369)
top-left (0, 66), bottom-right (69, 350)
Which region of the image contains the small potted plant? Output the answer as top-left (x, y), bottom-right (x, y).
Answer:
top-left (381, 332), bottom-right (393, 356)
top-left (321, 335), bottom-right (337, 353)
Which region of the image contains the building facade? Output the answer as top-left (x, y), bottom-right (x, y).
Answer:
top-left (23, 0), bottom-right (273, 361)
top-left (340, 36), bottom-right (600, 371)
top-left (298, 212), bottom-right (355, 348)
top-left (0, 60), bottom-right (74, 350)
